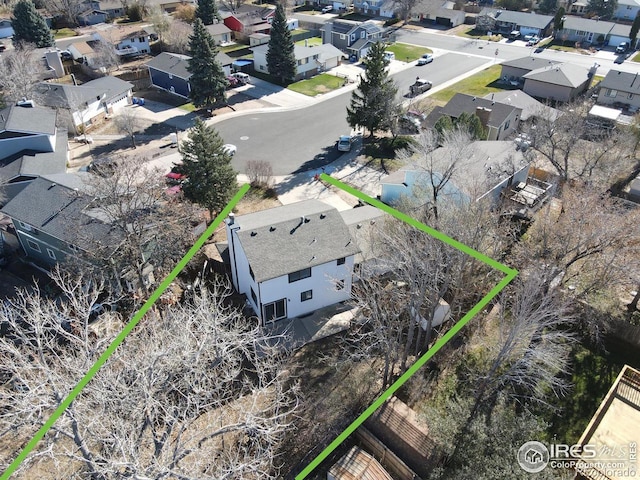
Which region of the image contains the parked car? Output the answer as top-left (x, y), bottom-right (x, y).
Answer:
top-left (227, 75), bottom-right (240, 88)
top-left (417, 53), bottom-right (433, 65)
top-left (509, 30), bottom-right (521, 40)
top-left (165, 171), bottom-right (186, 185)
top-left (230, 72), bottom-right (250, 84)
top-left (616, 42), bottom-right (630, 54)
top-left (223, 144), bottom-right (237, 156)
top-left (409, 78), bottom-right (432, 96)
top-left (337, 135), bottom-right (352, 152)
top-left (526, 36), bottom-right (540, 46)
top-left (321, 5), bottom-right (333, 13)
top-left (523, 34), bottom-right (534, 41)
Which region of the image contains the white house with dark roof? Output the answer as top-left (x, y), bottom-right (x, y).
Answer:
top-left (557, 16), bottom-right (633, 47)
top-left (251, 43), bottom-right (344, 80)
top-left (205, 22), bottom-right (232, 45)
top-left (35, 76), bottom-right (133, 132)
top-left (476, 9), bottom-right (554, 37)
top-left (597, 70), bottom-right (640, 110)
top-left (483, 90), bottom-right (560, 122)
top-left (225, 200), bottom-right (361, 325)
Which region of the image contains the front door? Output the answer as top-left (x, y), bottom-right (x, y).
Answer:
top-left (263, 298), bottom-right (287, 324)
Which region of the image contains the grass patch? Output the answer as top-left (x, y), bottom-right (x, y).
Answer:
top-left (290, 28), bottom-right (310, 36)
top-left (295, 36), bottom-right (322, 47)
top-left (362, 135), bottom-right (415, 173)
top-left (384, 42), bottom-right (432, 62)
top-left (288, 73), bottom-right (345, 96)
top-left (632, 51), bottom-right (640, 62)
top-left (591, 74), bottom-right (604, 88)
top-left (219, 43), bottom-right (251, 54)
top-left (545, 39), bottom-right (581, 52)
top-left (53, 28), bottom-right (77, 39)
top-left (456, 27), bottom-right (503, 42)
top-left (178, 103), bottom-right (196, 112)
top-left (429, 64), bottom-right (504, 103)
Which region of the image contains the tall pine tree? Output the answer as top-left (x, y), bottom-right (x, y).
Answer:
top-left (11, 0), bottom-right (54, 48)
top-left (266, 2), bottom-right (296, 85)
top-left (187, 18), bottom-right (228, 108)
top-left (177, 118), bottom-right (237, 220)
top-left (347, 42), bottom-right (398, 138)
top-left (631, 12), bottom-right (640, 47)
top-left (196, 0), bottom-right (219, 25)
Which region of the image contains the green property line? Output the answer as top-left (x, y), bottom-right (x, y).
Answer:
top-left (1, 184), bottom-right (251, 480)
top-left (294, 175), bottom-right (519, 479)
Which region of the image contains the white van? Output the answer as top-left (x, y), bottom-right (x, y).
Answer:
top-left (231, 72), bottom-right (250, 84)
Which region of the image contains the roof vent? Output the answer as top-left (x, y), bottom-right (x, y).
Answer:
top-left (48, 183), bottom-right (57, 190)
top-left (250, 231), bottom-right (257, 236)
top-left (357, 223), bottom-right (362, 229)
top-left (269, 226), bottom-right (276, 232)
top-left (228, 212), bottom-right (235, 225)
top-left (320, 213), bottom-right (326, 219)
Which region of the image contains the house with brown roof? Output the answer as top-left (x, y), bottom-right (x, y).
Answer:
top-left (522, 62), bottom-right (593, 102)
top-left (205, 22), bottom-right (232, 45)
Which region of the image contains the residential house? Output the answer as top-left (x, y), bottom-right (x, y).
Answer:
top-left (476, 9), bottom-right (554, 37)
top-left (251, 43), bottom-right (343, 80)
top-left (569, 0), bottom-right (588, 15)
top-left (249, 32), bottom-right (270, 47)
top-left (35, 76), bottom-right (133, 132)
top-left (327, 446), bottom-right (393, 480)
top-left (614, 0), bottom-right (640, 20)
top-left (352, 0), bottom-right (386, 16)
top-left (483, 90), bottom-right (560, 122)
top-left (597, 70), bottom-right (640, 110)
top-left (0, 174), bottom-right (120, 268)
top-left (574, 365), bottom-right (640, 480)
top-left (225, 200), bottom-right (361, 326)
top-left (0, 19), bottom-right (14, 38)
top-left (0, 102), bottom-right (68, 202)
top-left (222, 5), bottom-right (275, 41)
top-left (322, 20), bottom-right (385, 59)
top-left (380, 141), bottom-right (530, 207)
top-left (522, 62), bottom-right (593, 102)
top-left (205, 22), bottom-right (232, 45)
top-left (77, 8), bottom-right (109, 26)
top-left (146, 51), bottom-right (233, 98)
top-left (557, 16), bottom-right (633, 47)
top-left (426, 93), bottom-right (522, 141)
top-left (93, 24), bottom-right (153, 56)
top-left (500, 56), bottom-right (560, 83)
top-left (410, 0), bottom-right (465, 27)
top-left (68, 41), bottom-right (98, 67)
top-left (81, 0), bottom-right (195, 18)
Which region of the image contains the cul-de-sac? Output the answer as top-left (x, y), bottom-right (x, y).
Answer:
top-left (0, 0), bottom-right (639, 477)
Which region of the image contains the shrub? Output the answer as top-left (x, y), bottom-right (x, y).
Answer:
top-left (384, 17), bottom-right (401, 27)
top-left (126, 3), bottom-right (144, 21)
top-left (246, 160), bottom-right (273, 188)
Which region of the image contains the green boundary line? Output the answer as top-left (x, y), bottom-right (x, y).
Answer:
top-left (294, 175), bottom-right (518, 479)
top-left (1, 184), bottom-right (251, 480)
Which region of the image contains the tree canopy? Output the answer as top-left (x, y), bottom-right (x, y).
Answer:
top-left (631, 12), bottom-right (640, 45)
top-left (347, 42), bottom-right (399, 137)
top-left (195, 0), bottom-right (220, 25)
top-left (177, 118), bottom-right (237, 219)
top-left (434, 112), bottom-right (487, 141)
top-left (11, 0), bottom-right (54, 47)
top-left (267, 2), bottom-right (296, 85)
top-left (187, 18), bottom-right (228, 108)
top-left (586, 0), bottom-right (617, 18)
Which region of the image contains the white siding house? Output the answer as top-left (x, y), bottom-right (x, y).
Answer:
top-left (251, 43), bottom-right (343, 80)
top-left (225, 200), bottom-right (360, 325)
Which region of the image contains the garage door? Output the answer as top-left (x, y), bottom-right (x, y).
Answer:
top-left (520, 27), bottom-right (539, 36)
top-left (435, 16), bottom-right (452, 27)
top-left (609, 35), bottom-right (630, 46)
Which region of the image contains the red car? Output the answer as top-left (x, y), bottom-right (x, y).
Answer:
top-left (165, 171), bottom-right (186, 185)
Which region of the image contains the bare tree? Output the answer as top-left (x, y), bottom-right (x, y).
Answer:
top-left (165, 19), bottom-right (193, 55)
top-left (91, 40), bottom-right (120, 73)
top-left (148, 6), bottom-right (171, 51)
top-left (113, 106), bottom-right (140, 149)
top-left (392, 0), bottom-right (418, 22)
top-left (0, 43), bottom-right (47, 103)
top-left (45, 0), bottom-right (85, 26)
top-left (245, 160), bottom-right (273, 188)
top-left (0, 273), bottom-right (299, 479)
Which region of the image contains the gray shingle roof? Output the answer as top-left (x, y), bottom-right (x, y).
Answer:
top-left (483, 90), bottom-right (560, 121)
top-left (0, 104), bottom-right (56, 136)
top-left (145, 51), bottom-right (232, 79)
top-left (523, 62), bottom-right (590, 88)
top-left (232, 200), bottom-right (360, 283)
top-left (501, 56), bottom-right (560, 71)
top-left (205, 23), bottom-right (231, 35)
top-left (600, 69), bottom-right (640, 94)
top-left (35, 76), bottom-right (133, 109)
top-left (561, 16), bottom-right (627, 36)
top-left (1, 175), bottom-right (120, 253)
top-left (481, 9), bottom-right (554, 29)
top-left (429, 93), bottom-right (522, 128)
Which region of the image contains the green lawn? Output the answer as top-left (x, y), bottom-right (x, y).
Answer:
top-left (429, 64), bottom-right (504, 103)
top-left (178, 103), bottom-right (196, 112)
top-left (220, 43), bottom-right (251, 54)
top-left (53, 28), bottom-right (77, 39)
top-left (288, 73), bottom-right (345, 96)
top-left (456, 27), bottom-right (503, 42)
top-left (384, 42), bottom-right (433, 62)
top-left (295, 37), bottom-right (322, 47)
top-left (632, 51), bottom-right (640, 62)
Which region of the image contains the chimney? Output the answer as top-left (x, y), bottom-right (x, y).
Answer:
top-left (228, 212), bottom-right (235, 225)
top-left (475, 106), bottom-right (492, 128)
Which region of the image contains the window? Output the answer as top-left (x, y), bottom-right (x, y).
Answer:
top-left (46, 248), bottom-right (56, 260)
top-left (26, 240), bottom-right (41, 252)
top-left (289, 267), bottom-right (311, 283)
top-left (263, 298), bottom-right (286, 322)
top-left (576, 30), bottom-right (586, 36)
top-left (361, 31), bottom-right (365, 38)
top-left (19, 221), bottom-right (32, 232)
top-left (335, 279), bottom-right (345, 291)
top-left (168, 73), bottom-right (173, 80)
top-left (251, 287), bottom-right (257, 305)
top-left (351, 34), bottom-right (356, 41)
top-left (249, 264), bottom-right (255, 280)
top-left (301, 290), bottom-right (312, 302)
top-left (606, 89), bottom-right (618, 98)
top-left (340, 34), bottom-right (346, 40)
top-left (139, 36), bottom-right (145, 42)
top-left (260, 64), bottom-right (266, 71)
top-left (337, 257), bottom-right (346, 265)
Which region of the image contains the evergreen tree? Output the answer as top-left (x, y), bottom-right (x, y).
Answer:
top-left (537, 0), bottom-right (557, 14)
top-left (196, 0), bottom-right (219, 25)
top-left (11, 0), bottom-right (54, 48)
top-left (346, 42), bottom-right (399, 137)
top-left (187, 18), bottom-right (228, 108)
top-left (266, 2), bottom-right (296, 85)
top-left (586, 0), bottom-right (617, 19)
top-left (177, 118), bottom-right (237, 220)
top-left (631, 12), bottom-right (640, 47)
top-left (553, 6), bottom-right (565, 32)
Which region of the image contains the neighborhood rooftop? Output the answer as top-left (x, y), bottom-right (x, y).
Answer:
top-left (0, 104), bottom-right (57, 136)
top-left (35, 76), bottom-right (134, 109)
top-left (600, 70), bottom-right (640, 95)
top-left (231, 199), bottom-right (360, 283)
top-left (523, 63), bottom-right (591, 88)
top-left (429, 93), bottom-right (520, 128)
